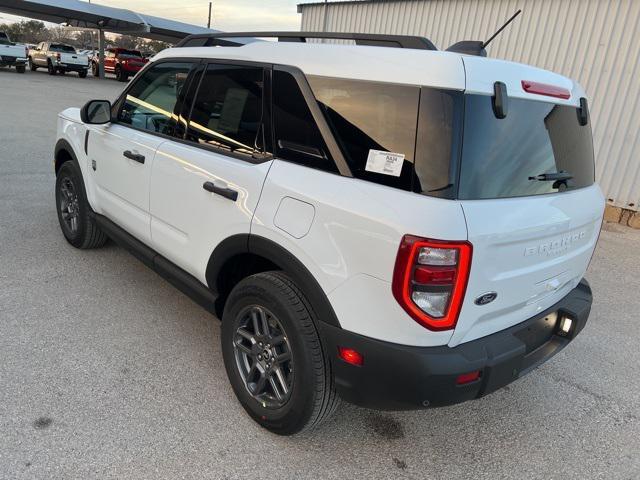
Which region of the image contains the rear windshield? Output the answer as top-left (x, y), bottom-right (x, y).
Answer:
top-left (118, 49), bottom-right (142, 57)
top-left (458, 95), bottom-right (595, 199)
top-left (50, 44), bottom-right (76, 53)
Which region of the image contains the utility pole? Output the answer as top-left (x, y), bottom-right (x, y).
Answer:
top-left (207, 2), bottom-right (212, 29)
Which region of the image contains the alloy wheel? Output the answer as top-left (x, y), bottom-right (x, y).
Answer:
top-left (59, 177), bottom-right (80, 234)
top-left (232, 305), bottom-right (293, 409)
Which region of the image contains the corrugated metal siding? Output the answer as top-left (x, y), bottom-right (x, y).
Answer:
top-left (300, 0), bottom-right (640, 211)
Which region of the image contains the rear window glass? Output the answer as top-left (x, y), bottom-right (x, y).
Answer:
top-left (118, 49), bottom-right (142, 57)
top-left (458, 95), bottom-right (595, 199)
top-left (50, 44), bottom-right (76, 53)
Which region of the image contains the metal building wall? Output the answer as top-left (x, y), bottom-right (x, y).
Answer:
top-left (300, 0), bottom-right (640, 211)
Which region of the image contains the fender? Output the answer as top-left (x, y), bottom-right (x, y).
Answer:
top-left (206, 234), bottom-right (342, 328)
top-left (54, 138), bottom-right (78, 174)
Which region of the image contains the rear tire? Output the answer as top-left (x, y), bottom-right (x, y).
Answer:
top-left (55, 161), bottom-right (108, 249)
top-left (115, 65), bottom-right (127, 82)
top-left (15, 64), bottom-right (25, 74)
top-left (28, 58), bottom-right (37, 71)
top-left (221, 271), bottom-right (339, 435)
top-left (78, 70), bottom-right (87, 78)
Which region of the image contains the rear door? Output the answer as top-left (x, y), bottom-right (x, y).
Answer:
top-left (149, 61), bottom-right (272, 283)
top-left (89, 60), bottom-right (196, 244)
top-left (449, 71), bottom-right (604, 346)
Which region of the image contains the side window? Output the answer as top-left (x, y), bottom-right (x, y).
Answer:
top-left (307, 75), bottom-right (419, 190)
top-left (186, 64), bottom-right (265, 157)
top-left (118, 62), bottom-right (194, 136)
top-left (272, 70), bottom-right (337, 173)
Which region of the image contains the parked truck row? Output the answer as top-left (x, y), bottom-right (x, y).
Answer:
top-left (0, 32), bottom-right (149, 81)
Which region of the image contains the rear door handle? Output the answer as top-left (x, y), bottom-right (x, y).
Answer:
top-left (203, 181), bottom-right (238, 202)
top-left (123, 150), bottom-right (145, 164)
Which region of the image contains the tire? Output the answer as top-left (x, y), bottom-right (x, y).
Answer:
top-left (55, 161), bottom-right (108, 249)
top-left (47, 60), bottom-right (56, 75)
top-left (15, 64), bottom-right (25, 74)
top-left (78, 70), bottom-right (87, 78)
top-left (115, 66), bottom-right (127, 82)
top-left (221, 271), bottom-right (339, 435)
top-left (28, 57), bottom-right (37, 71)
top-left (91, 62), bottom-right (98, 77)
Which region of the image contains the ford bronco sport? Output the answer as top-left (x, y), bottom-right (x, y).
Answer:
top-left (53, 32), bottom-right (604, 435)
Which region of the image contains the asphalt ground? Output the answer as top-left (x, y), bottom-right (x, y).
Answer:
top-left (1, 67), bottom-right (639, 480)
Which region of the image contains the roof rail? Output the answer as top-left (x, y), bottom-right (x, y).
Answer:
top-left (175, 31), bottom-right (438, 51)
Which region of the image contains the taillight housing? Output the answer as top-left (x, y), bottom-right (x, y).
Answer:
top-left (55, 52), bottom-right (61, 61)
top-left (392, 236), bottom-right (472, 331)
top-left (521, 80), bottom-right (571, 99)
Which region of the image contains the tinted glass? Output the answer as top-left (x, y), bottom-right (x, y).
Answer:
top-left (50, 44), bottom-right (76, 53)
top-left (273, 70), bottom-right (337, 173)
top-left (118, 49), bottom-right (142, 58)
top-left (186, 64), bottom-right (264, 156)
top-left (459, 95), bottom-right (595, 199)
top-left (308, 75), bottom-right (419, 189)
top-left (118, 62), bottom-right (193, 135)
top-left (413, 88), bottom-right (462, 199)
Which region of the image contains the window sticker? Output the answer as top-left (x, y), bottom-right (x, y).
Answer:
top-left (365, 149), bottom-right (405, 177)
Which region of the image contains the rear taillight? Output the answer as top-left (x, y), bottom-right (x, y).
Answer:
top-left (55, 52), bottom-right (61, 60)
top-left (25, 46), bottom-right (28, 57)
top-left (392, 236), bottom-right (472, 331)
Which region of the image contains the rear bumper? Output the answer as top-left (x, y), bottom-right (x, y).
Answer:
top-left (58, 63), bottom-right (88, 72)
top-left (0, 56), bottom-right (26, 65)
top-left (319, 279), bottom-right (592, 410)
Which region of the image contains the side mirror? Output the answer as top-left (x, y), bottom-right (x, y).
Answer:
top-left (81, 100), bottom-right (112, 124)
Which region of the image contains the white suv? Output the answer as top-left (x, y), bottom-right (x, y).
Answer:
top-left (54, 32), bottom-right (604, 435)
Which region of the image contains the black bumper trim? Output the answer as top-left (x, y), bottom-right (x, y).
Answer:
top-left (318, 279), bottom-right (592, 411)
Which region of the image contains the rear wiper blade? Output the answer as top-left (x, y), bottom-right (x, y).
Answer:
top-left (528, 172), bottom-right (573, 182)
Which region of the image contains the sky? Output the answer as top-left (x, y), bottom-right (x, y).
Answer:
top-left (0, 0), bottom-right (306, 31)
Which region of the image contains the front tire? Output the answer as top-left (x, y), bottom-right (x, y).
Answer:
top-left (91, 61), bottom-right (98, 77)
top-left (28, 57), bottom-right (37, 71)
top-left (55, 161), bottom-right (107, 249)
top-left (221, 272), bottom-right (339, 435)
top-left (47, 60), bottom-right (56, 75)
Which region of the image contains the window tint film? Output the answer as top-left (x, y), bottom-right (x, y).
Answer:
top-left (118, 62), bottom-right (193, 136)
top-left (273, 70), bottom-right (337, 173)
top-left (308, 76), bottom-right (419, 189)
top-left (414, 88), bottom-right (461, 199)
top-left (186, 64), bottom-right (264, 157)
top-left (459, 95), bottom-right (595, 199)
top-left (50, 44), bottom-right (76, 53)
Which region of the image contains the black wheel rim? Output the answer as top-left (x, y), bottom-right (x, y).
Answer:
top-left (59, 177), bottom-right (80, 234)
top-left (233, 305), bottom-right (293, 409)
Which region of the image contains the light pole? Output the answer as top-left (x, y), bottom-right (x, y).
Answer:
top-left (207, 2), bottom-right (212, 29)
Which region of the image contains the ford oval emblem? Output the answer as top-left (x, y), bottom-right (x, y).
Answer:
top-left (475, 292), bottom-right (497, 306)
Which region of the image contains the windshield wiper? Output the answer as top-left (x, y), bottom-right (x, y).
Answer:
top-left (528, 171), bottom-right (573, 182)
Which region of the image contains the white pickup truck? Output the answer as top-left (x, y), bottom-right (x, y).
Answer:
top-left (28, 42), bottom-right (89, 77)
top-left (0, 32), bottom-right (28, 73)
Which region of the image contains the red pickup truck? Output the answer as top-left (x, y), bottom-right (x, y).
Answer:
top-left (91, 48), bottom-right (148, 81)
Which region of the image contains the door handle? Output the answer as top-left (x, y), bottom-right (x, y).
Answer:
top-left (203, 181), bottom-right (238, 202)
top-left (123, 150), bottom-right (145, 164)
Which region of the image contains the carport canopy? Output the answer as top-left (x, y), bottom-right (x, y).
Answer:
top-left (0, 0), bottom-right (258, 77)
top-left (0, 0), bottom-right (224, 42)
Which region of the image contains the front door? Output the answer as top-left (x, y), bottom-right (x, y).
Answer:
top-left (88, 60), bottom-right (196, 244)
top-left (149, 62), bottom-right (272, 283)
